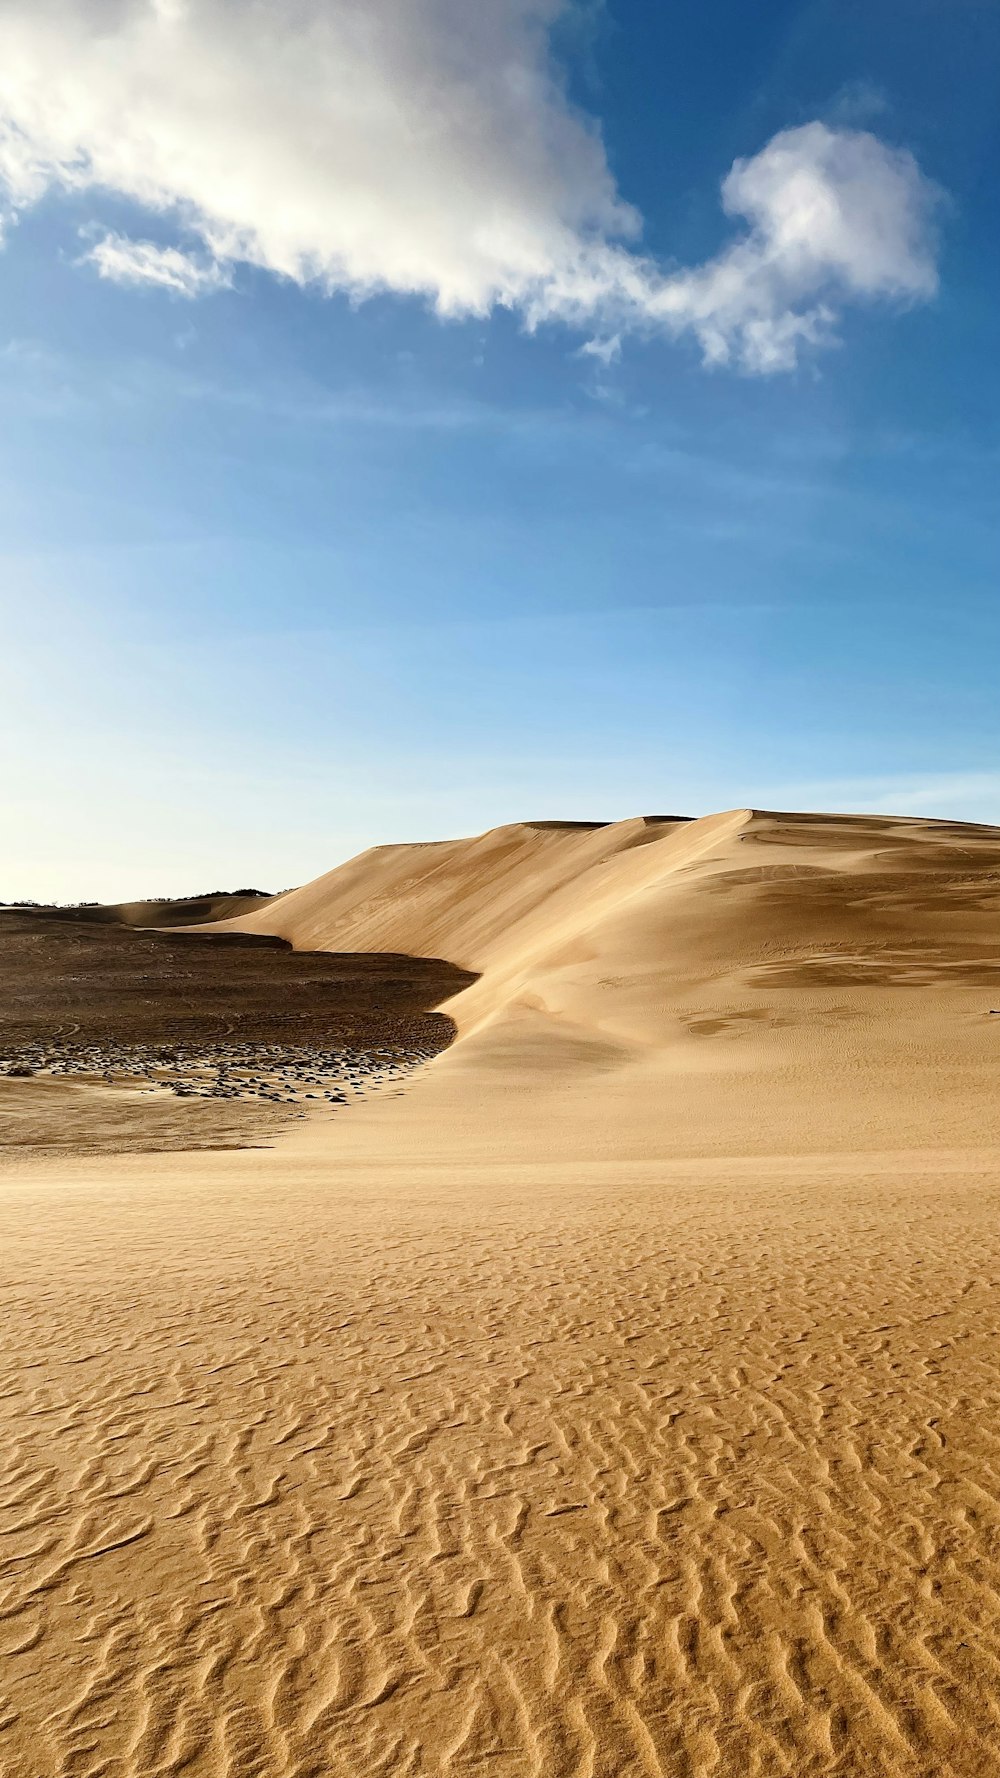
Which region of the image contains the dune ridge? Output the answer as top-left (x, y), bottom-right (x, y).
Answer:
top-left (207, 814), bottom-right (692, 966)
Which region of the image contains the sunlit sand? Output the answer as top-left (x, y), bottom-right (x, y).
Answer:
top-left (3, 808), bottom-right (1000, 1776)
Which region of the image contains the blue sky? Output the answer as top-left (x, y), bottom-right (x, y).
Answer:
top-left (1, 0), bottom-right (998, 901)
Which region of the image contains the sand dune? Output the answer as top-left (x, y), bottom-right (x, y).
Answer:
top-left (16, 889), bottom-right (275, 928)
top-left (220, 807), bottom-right (1000, 1151)
top-left (211, 816), bottom-right (691, 966)
top-left (4, 807), bottom-right (1000, 1776)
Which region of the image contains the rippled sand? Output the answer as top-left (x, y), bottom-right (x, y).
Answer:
top-left (4, 1130), bottom-right (1000, 1777)
top-left (4, 808), bottom-right (1000, 1775)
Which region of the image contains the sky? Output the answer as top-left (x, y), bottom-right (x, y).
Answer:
top-left (1, 0), bottom-right (998, 903)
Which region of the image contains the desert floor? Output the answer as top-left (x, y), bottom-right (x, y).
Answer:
top-left (3, 808), bottom-right (1000, 1777)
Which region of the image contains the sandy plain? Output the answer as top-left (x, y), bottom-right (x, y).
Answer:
top-left (3, 808), bottom-right (1000, 1777)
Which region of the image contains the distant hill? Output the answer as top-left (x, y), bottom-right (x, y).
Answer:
top-left (2, 890), bottom-right (277, 928)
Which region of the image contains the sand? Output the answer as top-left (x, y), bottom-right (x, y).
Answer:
top-left (8, 890), bottom-right (276, 929)
top-left (3, 808), bottom-right (1000, 1776)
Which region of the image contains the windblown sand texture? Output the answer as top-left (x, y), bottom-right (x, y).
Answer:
top-left (4, 809), bottom-right (1000, 1777)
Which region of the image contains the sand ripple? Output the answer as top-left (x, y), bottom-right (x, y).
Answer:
top-left (2, 1150), bottom-right (1000, 1775)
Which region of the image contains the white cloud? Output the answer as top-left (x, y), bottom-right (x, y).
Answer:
top-left (84, 232), bottom-right (231, 296)
top-left (578, 333), bottom-right (622, 367)
top-left (0, 2), bottom-right (940, 372)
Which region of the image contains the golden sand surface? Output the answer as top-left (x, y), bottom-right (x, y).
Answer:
top-left (3, 809), bottom-right (1000, 1776)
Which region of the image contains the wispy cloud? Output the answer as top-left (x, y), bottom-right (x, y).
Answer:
top-left (83, 233), bottom-right (231, 296)
top-left (577, 334), bottom-right (622, 367)
top-left (0, 2), bottom-right (940, 372)
top-left (766, 772), bottom-right (1000, 825)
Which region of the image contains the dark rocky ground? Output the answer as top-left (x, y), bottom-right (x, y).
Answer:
top-left (0, 912), bottom-right (475, 1147)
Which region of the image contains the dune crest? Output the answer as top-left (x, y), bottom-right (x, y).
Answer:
top-left (209, 814), bottom-right (693, 966)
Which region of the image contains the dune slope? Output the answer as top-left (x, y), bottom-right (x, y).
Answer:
top-left (209, 816), bottom-right (691, 967)
top-left (218, 807), bottom-right (1000, 1150)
